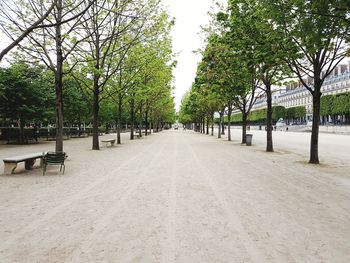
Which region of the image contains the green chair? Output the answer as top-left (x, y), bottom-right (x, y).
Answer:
top-left (43, 152), bottom-right (66, 175)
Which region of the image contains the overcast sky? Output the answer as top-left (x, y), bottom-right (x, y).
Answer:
top-left (163, 0), bottom-right (224, 111)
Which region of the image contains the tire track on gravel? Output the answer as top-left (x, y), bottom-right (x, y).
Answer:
top-left (214, 141), bottom-right (350, 218)
top-left (160, 133), bottom-right (177, 263)
top-left (65, 138), bottom-right (169, 262)
top-left (0, 137), bottom-right (160, 251)
top-left (186, 140), bottom-right (267, 263)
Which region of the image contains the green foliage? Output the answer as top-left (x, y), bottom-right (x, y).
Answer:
top-left (2, 1), bottom-right (177, 141)
top-left (249, 109), bottom-right (267, 122)
top-left (231, 113), bottom-right (242, 123)
top-left (0, 63), bottom-right (97, 127)
top-left (0, 63), bottom-right (54, 125)
top-left (332, 94), bottom-right (350, 115)
top-left (265, 0), bottom-right (350, 66)
top-left (285, 106), bottom-right (306, 120)
top-left (99, 99), bottom-right (117, 124)
top-left (63, 76), bottom-right (91, 124)
top-left (272, 106), bottom-right (286, 121)
top-left (321, 93), bottom-right (350, 116)
top-left (320, 95), bottom-right (333, 116)
top-left (226, 106), bottom-right (306, 124)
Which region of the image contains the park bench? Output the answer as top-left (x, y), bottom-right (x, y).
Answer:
top-left (3, 152), bottom-right (45, 175)
top-left (101, 139), bottom-right (116, 147)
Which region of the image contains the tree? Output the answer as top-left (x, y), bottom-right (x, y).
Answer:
top-left (197, 35), bottom-right (231, 139)
top-left (75, 0), bottom-right (169, 150)
top-left (62, 76), bottom-right (91, 130)
top-left (214, 34), bottom-right (260, 143)
top-left (0, 64), bottom-right (52, 142)
top-left (9, 0), bottom-right (95, 151)
top-left (272, 106), bottom-right (286, 122)
top-left (218, 0), bottom-right (290, 151)
top-left (332, 94), bottom-right (350, 116)
top-left (267, 0), bottom-right (350, 163)
top-left (285, 106), bottom-right (306, 123)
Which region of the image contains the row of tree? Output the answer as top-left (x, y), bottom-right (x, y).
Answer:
top-left (179, 0), bottom-right (350, 164)
top-left (0, 0), bottom-right (176, 150)
top-left (225, 106), bottom-right (306, 124)
top-left (321, 92), bottom-right (350, 122)
top-left (0, 63), bottom-right (175, 142)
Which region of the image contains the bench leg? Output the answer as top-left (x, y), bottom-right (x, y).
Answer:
top-left (4, 163), bottom-right (17, 175)
top-left (25, 159), bottom-right (36, 170)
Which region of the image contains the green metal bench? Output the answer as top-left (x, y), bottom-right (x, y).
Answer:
top-left (43, 152), bottom-right (66, 175)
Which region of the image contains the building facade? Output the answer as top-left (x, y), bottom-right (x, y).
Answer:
top-left (252, 63), bottom-right (350, 120)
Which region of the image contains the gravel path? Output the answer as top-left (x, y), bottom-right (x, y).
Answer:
top-left (0, 130), bottom-right (349, 262)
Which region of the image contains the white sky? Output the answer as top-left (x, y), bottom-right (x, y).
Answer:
top-left (162, 0), bottom-right (225, 111)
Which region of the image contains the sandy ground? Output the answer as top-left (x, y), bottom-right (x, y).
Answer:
top-left (0, 130), bottom-right (349, 263)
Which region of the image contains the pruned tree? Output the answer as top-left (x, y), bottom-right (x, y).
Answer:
top-left (74, 0), bottom-right (168, 150)
top-left (266, 0), bottom-right (350, 163)
top-left (7, 0), bottom-right (95, 151)
top-left (217, 0), bottom-right (290, 151)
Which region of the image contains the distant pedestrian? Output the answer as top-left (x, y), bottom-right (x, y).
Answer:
top-left (33, 124), bottom-right (39, 141)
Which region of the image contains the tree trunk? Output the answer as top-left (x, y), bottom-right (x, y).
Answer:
top-left (149, 110), bottom-right (152, 135)
top-left (117, 92), bottom-right (122, 144)
top-left (227, 107), bottom-right (232, 141)
top-left (221, 111), bottom-right (225, 135)
top-left (211, 115), bottom-right (214, 136)
top-left (203, 119), bottom-right (205, 133)
top-left (265, 82), bottom-right (273, 152)
top-left (218, 114), bottom-right (222, 139)
top-left (138, 107), bottom-right (142, 138)
top-left (92, 80), bottom-right (100, 150)
top-left (206, 117), bottom-right (209, 135)
top-left (91, 7), bottom-right (101, 151)
top-left (242, 112), bottom-right (247, 144)
top-left (145, 109), bottom-right (148, 136)
top-left (55, 0), bottom-right (64, 152)
top-left (309, 90), bottom-right (321, 164)
top-left (130, 97), bottom-right (135, 140)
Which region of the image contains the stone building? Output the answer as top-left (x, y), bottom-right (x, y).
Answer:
top-left (252, 63), bottom-right (350, 121)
